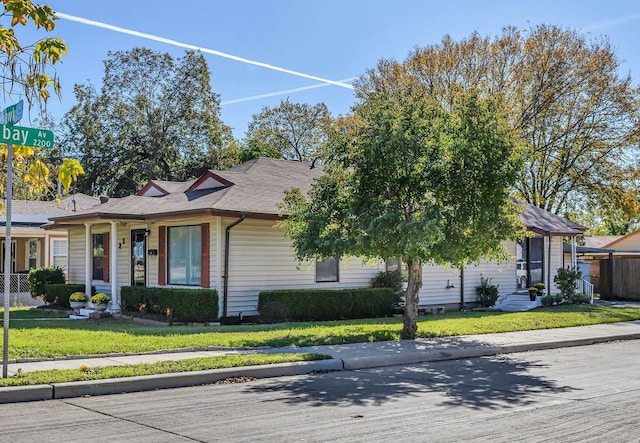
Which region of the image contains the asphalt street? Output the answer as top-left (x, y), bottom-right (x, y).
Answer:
top-left (0, 339), bottom-right (639, 442)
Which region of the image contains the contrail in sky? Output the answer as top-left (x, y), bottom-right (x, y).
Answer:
top-left (221, 77), bottom-right (358, 105)
top-left (581, 14), bottom-right (640, 31)
top-left (56, 12), bottom-right (354, 90)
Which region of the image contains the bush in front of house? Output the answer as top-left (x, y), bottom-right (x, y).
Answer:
top-left (258, 288), bottom-right (397, 322)
top-left (44, 284), bottom-right (93, 307)
top-left (120, 286), bottom-right (218, 322)
top-left (27, 266), bottom-right (65, 300)
top-left (476, 275), bottom-right (499, 308)
top-left (554, 267), bottom-right (582, 301)
top-left (370, 270), bottom-right (404, 292)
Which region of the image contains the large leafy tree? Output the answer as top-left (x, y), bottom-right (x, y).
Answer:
top-left (404, 25), bottom-right (640, 221)
top-left (245, 98), bottom-right (333, 162)
top-left (282, 61), bottom-right (522, 338)
top-left (61, 47), bottom-right (237, 197)
top-left (0, 1), bottom-right (82, 202)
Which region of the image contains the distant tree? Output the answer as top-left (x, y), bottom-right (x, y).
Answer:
top-left (245, 98), bottom-right (333, 162)
top-left (281, 61), bottom-right (522, 339)
top-left (60, 47), bottom-right (237, 197)
top-left (404, 25), bottom-right (640, 220)
top-left (239, 138), bottom-right (282, 162)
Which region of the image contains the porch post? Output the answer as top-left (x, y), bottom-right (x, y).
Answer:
top-left (110, 221), bottom-right (119, 312)
top-left (43, 233), bottom-right (50, 268)
top-left (571, 237), bottom-right (577, 270)
top-left (84, 223), bottom-right (93, 301)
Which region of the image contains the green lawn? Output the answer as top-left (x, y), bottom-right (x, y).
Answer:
top-left (0, 353), bottom-right (329, 387)
top-left (2, 304), bottom-right (640, 360)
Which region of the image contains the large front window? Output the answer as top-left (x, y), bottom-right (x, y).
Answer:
top-left (516, 237), bottom-right (544, 289)
top-left (168, 225), bottom-right (201, 285)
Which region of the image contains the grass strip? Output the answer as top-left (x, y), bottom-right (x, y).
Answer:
top-left (0, 353), bottom-right (330, 387)
top-left (3, 305), bottom-right (640, 359)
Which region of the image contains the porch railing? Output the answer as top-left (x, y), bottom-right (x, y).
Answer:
top-left (576, 278), bottom-right (594, 304)
top-left (0, 273), bottom-right (38, 307)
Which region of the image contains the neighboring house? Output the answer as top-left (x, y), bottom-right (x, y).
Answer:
top-left (578, 231), bottom-right (640, 300)
top-left (0, 194), bottom-right (99, 274)
top-left (47, 158), bottom-right (585, 316)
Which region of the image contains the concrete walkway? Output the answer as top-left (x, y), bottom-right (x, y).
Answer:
top-left (3, 320), bottom-right (640, 403)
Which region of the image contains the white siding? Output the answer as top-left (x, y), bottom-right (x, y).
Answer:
top-left (223, 217), bottom-right (383, 316)
top-left (67, 227), bottom-right (86, 285)
top-left (548, 236), bottom-right (563, 294)
top-left (418, 240), bottom-right (518, 308)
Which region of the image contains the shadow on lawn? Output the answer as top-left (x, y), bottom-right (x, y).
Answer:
top-left (245, 351), bottom-right (578, 410)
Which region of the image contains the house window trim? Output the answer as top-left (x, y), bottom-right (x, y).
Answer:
top-left (92, 233), bottom-right (105, 282)
top-left (316, 257), bottom-right (340, 283)
top-left (51, 238), bottom-right (68, 271)
top-left (167, 224), bottom-right (202, 286)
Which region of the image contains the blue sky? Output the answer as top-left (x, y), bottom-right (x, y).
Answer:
top-left (13, 0), bottom-right (640, 138)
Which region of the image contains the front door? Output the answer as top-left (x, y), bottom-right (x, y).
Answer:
top-left (131, 230), bottom-right (146, 286)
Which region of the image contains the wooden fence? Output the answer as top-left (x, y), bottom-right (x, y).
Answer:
top-left (600, 257), bottom-right (640, 300)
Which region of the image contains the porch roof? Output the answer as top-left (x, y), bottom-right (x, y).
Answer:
top-left (517, 200), bottom-right (586, 236)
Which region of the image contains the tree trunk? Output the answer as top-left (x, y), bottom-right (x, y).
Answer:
top-left (402, 259), bottom-right (423, 339)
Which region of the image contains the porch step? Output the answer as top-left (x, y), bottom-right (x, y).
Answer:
top-left (495, 294), bottom-right (541, 312)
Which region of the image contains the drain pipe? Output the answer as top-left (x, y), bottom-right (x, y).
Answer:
top-left (223, 215), bottom-right (246, 318)
top-left (459, 265), bottom-right (465, 310)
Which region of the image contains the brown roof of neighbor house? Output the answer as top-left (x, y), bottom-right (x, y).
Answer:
top-left (583, 235), bottom-right (624, 249)
top-left (516, 200), bottom-right (586, 235)
top-left (0, 193), bottom-right (100, 225)
top-left (49, 158), bottom-right (325, 223)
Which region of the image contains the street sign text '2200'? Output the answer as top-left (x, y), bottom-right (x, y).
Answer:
top-left (0, 124), bottom-right (54, 148)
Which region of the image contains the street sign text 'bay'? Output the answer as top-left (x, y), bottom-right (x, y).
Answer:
top-left (0, 124), bottom-right (54, 148)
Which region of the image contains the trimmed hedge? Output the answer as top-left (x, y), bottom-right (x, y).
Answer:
top-left (120, 286), bottom-right (219, 322)
top-left (44, 284), bottom-right (94, 307)
top-left (258, 288), bottom-right (398, 321)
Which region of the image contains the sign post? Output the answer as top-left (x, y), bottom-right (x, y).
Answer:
top-left (1, 101), bottom-right (54, 378)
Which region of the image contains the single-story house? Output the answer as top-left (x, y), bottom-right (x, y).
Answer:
top-left (46, 158), bottom-right (585, 315)
top-left (0, 193), bottom-right (99, 274)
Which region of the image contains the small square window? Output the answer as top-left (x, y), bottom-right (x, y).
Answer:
top-left (316, 258), bottom-right (339, 283)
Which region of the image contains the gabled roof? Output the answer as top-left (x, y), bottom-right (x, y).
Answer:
top-left (49, 158), bottom-right (324, 223)
top-left (517, 200), bottom-right (586, 235)
top-left (47, 159), bottom-right (584, 236)
top-left (602, 228), bottom-right (640, 251)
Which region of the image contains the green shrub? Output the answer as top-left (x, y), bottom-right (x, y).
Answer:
top-left (541, 294), bottom-right (555, 307)
top-left (370, 270), bottom-right (403, 292)
top-left (554, 267), bottom-right (582, 301)
top-left (120, 286), bottom-right (218, 322)
top-left (477, 275), bottom-right (499, 308)
top-left (44, 284), bottom-right (92, 307)
top-left (27, 266), bottom-right (65, 300)
top-left (258, 288), bottom-right (397, 321)
top-left (573, 293), bottom-right (591, 304)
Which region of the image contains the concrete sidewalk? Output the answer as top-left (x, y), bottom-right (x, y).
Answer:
top-left (2, 320), bottom-right (640, 403)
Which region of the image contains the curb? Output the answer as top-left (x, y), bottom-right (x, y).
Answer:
top-left (2, 332), bottom-right (640, 404)
top-left (0, 359), bottom-right (343, 404)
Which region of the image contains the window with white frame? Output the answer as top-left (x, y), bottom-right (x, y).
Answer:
top-left (52, 239), bottom-right (68, 270)
top-left (168, 225), bottom-right (201, 285)
top-left (316, 258), bottom-right (339, 283)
